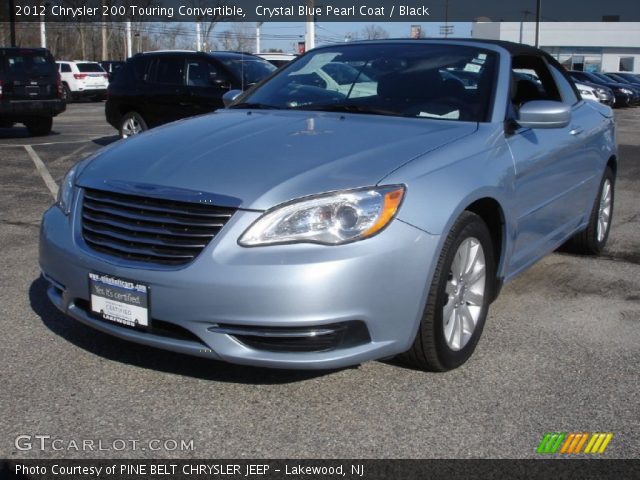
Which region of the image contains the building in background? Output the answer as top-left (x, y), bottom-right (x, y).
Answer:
top-left (472, 22), bottom-right (640, 73)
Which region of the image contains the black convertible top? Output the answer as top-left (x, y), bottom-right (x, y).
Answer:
top-left (344, 38), bottom-right (547, 57)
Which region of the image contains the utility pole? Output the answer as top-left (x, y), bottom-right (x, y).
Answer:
top-left (40, 13), bottom-right (46, 48)
top-left (195, 21), bottom-right (201, 51)
top-left (535, 0), bottom-right (541, 48)
top-left (9, 0), bottom-right (17, 46)
top-left (256, 22), bottom-right (263, 54)
top-left (305, 0), bottom-right (315, 50)
top-left (444, 0), bottom-right (449, 38)
top-left (101, 0), bottom-right (108, 60)
top-left (125, 20), bottom-right (132, 58)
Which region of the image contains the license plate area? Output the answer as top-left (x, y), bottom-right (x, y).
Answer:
top-left (89, 273), bottom-right (149, 328)
top-left (25, 86), bottom-right (40, 96)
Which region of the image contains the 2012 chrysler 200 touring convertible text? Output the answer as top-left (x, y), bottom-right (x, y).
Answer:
top-left (39, 40), bottom-right (617, 371)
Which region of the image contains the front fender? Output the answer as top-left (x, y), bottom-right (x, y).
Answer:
top-left (380, 123), bottom-right (516, 277)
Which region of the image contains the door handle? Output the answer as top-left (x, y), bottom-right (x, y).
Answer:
top-left (570, 127), bottom-right (584, 136)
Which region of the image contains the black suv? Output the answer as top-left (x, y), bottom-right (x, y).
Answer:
top-left (99, 60), bottom-right (124, 81)
top-left (105, 51), bottom-right (276, 137)
top-left (0, 47), bottom-right (65, 136)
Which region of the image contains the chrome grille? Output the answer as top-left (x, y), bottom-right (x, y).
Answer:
top-left (81, 188), bottom-right (236, 265)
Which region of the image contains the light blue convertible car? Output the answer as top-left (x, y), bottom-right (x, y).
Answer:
top-left (40, 40), bottom-right (617, 371)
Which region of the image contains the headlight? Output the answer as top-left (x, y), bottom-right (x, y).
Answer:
top-left (239, 185), bottom-right (405, 247)
top-left (579, 89), bottom-right (591, 96)
top-left (619, 88), bottom-right (633, 95)
top-left (57, 163), bottom-right (78, 215)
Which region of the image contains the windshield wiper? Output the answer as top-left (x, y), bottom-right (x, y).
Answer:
top-left (229, 102), bottom-right (281, 110)
top-left (288, 104), bottom-right (406, 117)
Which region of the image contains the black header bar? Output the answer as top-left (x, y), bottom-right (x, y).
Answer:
top-left (3, 0), bottom-right (640, 23)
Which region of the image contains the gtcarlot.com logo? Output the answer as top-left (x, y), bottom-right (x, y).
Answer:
top-left (537, 432), bottom-right (613, 455)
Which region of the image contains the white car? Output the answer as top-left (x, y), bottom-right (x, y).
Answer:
top-left (57, 61), bottom-right (108, 102)
top-left (257, 53), bottom-right (296, 68)
top-left (575, 82), bottom-right (599, 102)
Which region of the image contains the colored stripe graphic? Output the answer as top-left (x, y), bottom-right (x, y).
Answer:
top-left (585, 433), bottom-right (613, 454)
top-left (573, 433), bottom-right (589, 454)
top-left (538, 433), bottom-right (613, 454)
top-left (537, 433), bottom-right (565, 454)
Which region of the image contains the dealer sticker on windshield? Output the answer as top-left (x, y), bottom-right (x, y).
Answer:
top-left (89, 273), bottom-right (149, 327)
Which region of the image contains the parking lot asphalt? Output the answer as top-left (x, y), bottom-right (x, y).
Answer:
top-left (1, 103), bottom-right (638, 459)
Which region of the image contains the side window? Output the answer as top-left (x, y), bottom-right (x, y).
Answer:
top-left (185, 59), bottom-right (229, 87)
top-left (548, 64), bottom-right (579, 105)
top-left (511, 55), bottom-right (561, 107)
top-left (132, 57), bottom-right (152, 82)
top-left (151, 57), bottom-right (185, 85)
top-left (61, 63), bottom-right (72, 73)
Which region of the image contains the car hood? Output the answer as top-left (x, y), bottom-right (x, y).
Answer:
top-left (77, 110), bottom-right (477, 210)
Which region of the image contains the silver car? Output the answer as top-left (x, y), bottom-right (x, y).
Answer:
top-left (40, 40), bottom-right (617, 371)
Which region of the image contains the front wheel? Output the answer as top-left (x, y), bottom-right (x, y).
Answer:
top-left (119, 111), bottom-right (147, 138)
top-left (400, 212), bottom-right (495, 371)
top-left (563, 167), bottom-right (615, 255)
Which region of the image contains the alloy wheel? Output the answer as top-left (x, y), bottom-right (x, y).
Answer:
top-left (597, 179), bottom-right (612, 243)
top-left (443, 237), bottom-right (487, 351)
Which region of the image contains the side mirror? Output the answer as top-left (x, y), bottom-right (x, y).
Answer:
top-left (222, 89), bottom-right (242, 107)
top-left (516, 100), bottom-right (571, 129)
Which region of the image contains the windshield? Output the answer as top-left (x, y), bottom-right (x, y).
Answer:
top-left (236, 43), bottom-right (497, 122)
top-left (219, 57), bottom-right (276, 86)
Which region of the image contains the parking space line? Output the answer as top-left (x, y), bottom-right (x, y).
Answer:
top-left (24, 145), bottom-right (59, 199)
top-left (52, 144), bottom-right (88, 165)
top-left (0, 136), bottom-right (112, 148)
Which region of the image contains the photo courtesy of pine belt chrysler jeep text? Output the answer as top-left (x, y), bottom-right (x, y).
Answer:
top-left (39, 40), bottom-right (617, 371)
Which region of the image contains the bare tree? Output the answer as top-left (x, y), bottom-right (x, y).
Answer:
top-left (361, 24), bottom-right (390, 40)
top-left (188, 0), bottom-right (230, 51)
top-left (219, 23), bottom-right (254, 52)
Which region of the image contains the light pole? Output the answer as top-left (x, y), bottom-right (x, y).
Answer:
top-left (125, 20), bottom-right (132, 58)
top-left (195, 21), bottom-right (201, 51)
top-left (256, 22), bottom-right (263, 54)
top-left (305, 0), bottom-right (315, 50)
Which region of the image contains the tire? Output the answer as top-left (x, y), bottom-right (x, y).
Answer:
top-left (62, 84), bottom-right (72, 103)
top-left (119, 111), bottom-right (147, 138)
top-left (400, 211), bottom-right (496, 372)
top-left (563, 167), bottom-right (615, 255)
top-left (25, 117), bottom-right (53, 136)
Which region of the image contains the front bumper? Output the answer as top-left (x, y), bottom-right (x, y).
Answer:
top-left (40, 199), bottom-right (440, 369)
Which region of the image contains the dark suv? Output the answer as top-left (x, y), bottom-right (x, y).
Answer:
top-left (0, 47), bottom-right (65, 136)
top-left (105, 51), bottom-right (276, 137)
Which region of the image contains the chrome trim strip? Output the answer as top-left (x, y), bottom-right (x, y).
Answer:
top-left (207, 325), bottom-right (338, 338)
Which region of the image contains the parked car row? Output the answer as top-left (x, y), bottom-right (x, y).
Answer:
top-left (570, 70), bottom-right (640, 108)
